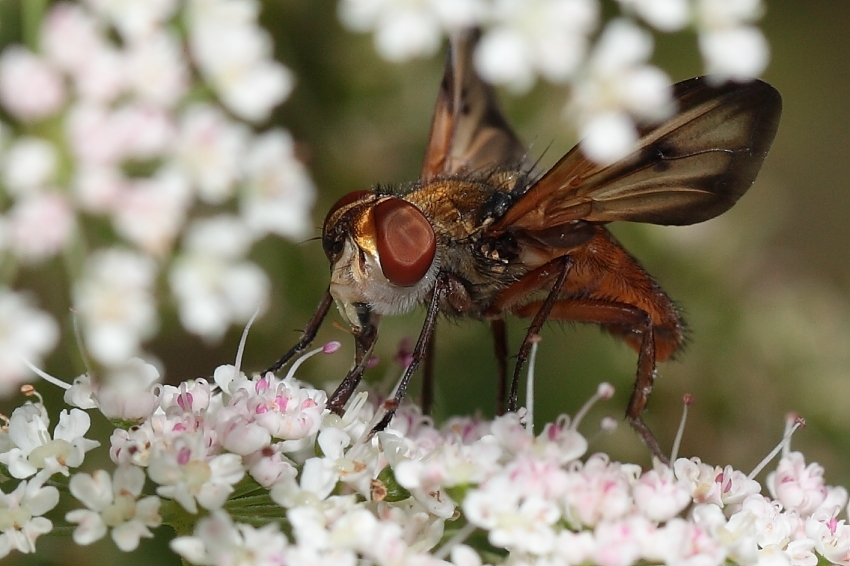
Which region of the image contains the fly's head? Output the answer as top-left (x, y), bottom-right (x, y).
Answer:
top-left (322, 190), bottom-right (440, 332)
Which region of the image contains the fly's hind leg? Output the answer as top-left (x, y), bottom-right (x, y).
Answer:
top-left (490, 318), bottom-right (509, 415)
top-left (513, 298), bottom-right (667, 462)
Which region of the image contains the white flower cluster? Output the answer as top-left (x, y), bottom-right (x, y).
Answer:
top-left (338, 0), bottom-right (770, 163)
top-left (0, 347), bottom-right (848, 566)
top-left (0, 0), bottom-right (316, 393)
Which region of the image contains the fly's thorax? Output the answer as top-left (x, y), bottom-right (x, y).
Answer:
top-left (403, 175), bottom-right (519, 242)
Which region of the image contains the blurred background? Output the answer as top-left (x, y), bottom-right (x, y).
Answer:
top-left (2, 1), bottom-right (850, 563)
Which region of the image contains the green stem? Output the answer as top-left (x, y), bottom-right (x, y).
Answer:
top-left (21, 0), bottom-right (48, 52)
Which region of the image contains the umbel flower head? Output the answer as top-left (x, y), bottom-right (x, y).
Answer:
top-left (0, 339), bottom-right (846, 566)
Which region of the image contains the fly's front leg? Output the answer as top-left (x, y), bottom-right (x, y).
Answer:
top-left (421, 325), bottom-right (436, 415)
top-left (327, 303), bottom-right (380, 415)
top-left (372, 273), bottom-right (447, 432)
top-left (264, 289), bottom-right (334, 375)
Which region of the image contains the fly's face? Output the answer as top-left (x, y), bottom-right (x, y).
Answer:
top-left (321, 190), bottom-right (440, 330)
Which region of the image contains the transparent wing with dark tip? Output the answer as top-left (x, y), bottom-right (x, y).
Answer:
top-left (491, 77), bottom-right (783, 232)
top-left (420, 29), bottom-right (528, 181)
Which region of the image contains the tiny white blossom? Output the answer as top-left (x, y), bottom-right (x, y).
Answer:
top-left (0, 471), bottom-right (60, 558)
top-left (633, 460), bottom-right (692, 522)
top-left (66, 466), bottom-right (162, 551)
top-left (147, 435), bottom-right (244, 514)
top-left (767, 452), bottom-right (828, 516)
top-left (592, 515), bottom-right (655, 566)
top-left (695, 0), bottom-right (769, 80)
top-left (171, 510), bottom-right (288, 566)
top-left (71, 45), bottom-right (127, 104)
top-left (66, 102), bottom-right (128, 166)
top-left (0, 404), bottom-right (100, 479)
top-left (805, 507), bottom-right (850, 565)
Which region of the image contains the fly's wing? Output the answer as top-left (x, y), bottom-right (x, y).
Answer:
top-left (491, 77), bottom-right (782, 231)
top-left (421, 30), bottom-right (528, 181)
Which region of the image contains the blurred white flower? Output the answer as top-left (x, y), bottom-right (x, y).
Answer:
top-left (67, 102), bottom-right (174, 167)
top-left (66, 102), bottom-right (129, 166)
top-left (125, 30), bottom-right (189, 108)
top-left (185, 214), bottom-right (254, 259)
top-left (0, 47), bottom-right (67, 122)
top-left (240, 129), bottom-right (316, 240)
top-left (186, 0), bottom-right (293, 121)
top-left (41, 3), bottom-right (104, 74)
top-left (578, 111), bottom-right (639, 166)
top-left (475, 0), bottom-right (599, 92)
top-left (73, 248), bottom-right (158, 366)
top-left (0, 289), bottom-right (59, 396)
top-left (98, 358), bottom-right (162, 422)
top-left (174, 104), bottom-right (249, 204)
top-left (72, 165), bottom-right (128, 213)
top-left (696, 0), bottom-right (768, 80)
top-left (697, 0), bottom-right (763, 29)
top-left (2, 137), bottom-right (58, 196)
top-left (616, 0), bottom-right (691, 32)
top-left (66, 466), bottom-right (162, 551)
top-left (0, 471), bottom-right (60, 558)
top-left (115, 103), bottom-right (177, 161)
top-left (7, 194), bottom-right (76, 262)
top-left (74, 46), bottom-right (127, 104)
top-left (83, 0), bottom-right (180, 42)
top-left (340, 0), bottom-right (487, 61)
top-left (112, 168), bottom-right (191, 256)
top-left (341, 0), bottom-right (443, 62)
top-left (169, 216), bottom-right (270, 342)
top-left (699, 26), bottom-right (769, 81)
top-left (42, 3), bottom-right (126, 104)
top-left (568, 18), bottom-right (673, 164)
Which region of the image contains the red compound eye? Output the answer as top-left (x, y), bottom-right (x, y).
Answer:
top-left (373, 198), bottom-right (436, 287)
